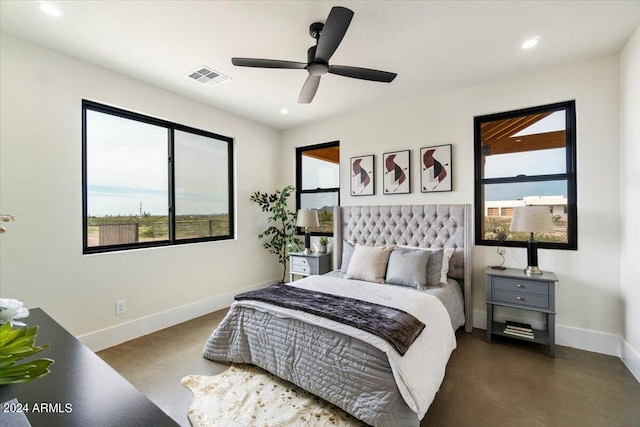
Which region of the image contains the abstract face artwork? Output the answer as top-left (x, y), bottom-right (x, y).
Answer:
top-left (350, 155), bottom-right (374, 196)
top-left (421, 145), bottom-right (452, 192)
top-left (383, 150), bottom-right (410, 194)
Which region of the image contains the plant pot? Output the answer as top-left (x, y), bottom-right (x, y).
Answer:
top-left (319, 245), bottom-right (327, 253)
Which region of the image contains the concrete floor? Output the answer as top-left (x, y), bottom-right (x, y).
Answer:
top-left (98, 310), bottom-right (640, 427)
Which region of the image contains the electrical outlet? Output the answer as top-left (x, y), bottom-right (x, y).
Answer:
top-left (115, 300), bottom-right (126, 315)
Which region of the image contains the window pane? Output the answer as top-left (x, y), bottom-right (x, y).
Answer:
top-left (86, 110), bottom-right (168, 247)
top-left (482, 180), bottom-right (568, 244)
top-left (300, 192), bottom-right (338, 234)
top-left (174, 130), bottom-right (230, 240)
top-left (301, 148), bottom-right (339, 190)
top-left (481, 111), bottom-right (566, 179)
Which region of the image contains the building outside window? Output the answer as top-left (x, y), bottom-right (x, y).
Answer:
top-left (82, 100), bottom-right (234, 254)
top-left (474, 101), bottom-right (577, 249)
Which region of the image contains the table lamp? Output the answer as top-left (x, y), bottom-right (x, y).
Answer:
top-left (296, 209), bottom-right (319, 255)
top-left (510, 205), bottom-right (554, 275)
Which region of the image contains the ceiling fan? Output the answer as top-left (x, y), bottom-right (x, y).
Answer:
top-left (231, 6), bottom-right (397, 104)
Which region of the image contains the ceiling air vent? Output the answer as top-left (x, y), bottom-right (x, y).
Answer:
top-left (187, 66), bottom-right (231, 87)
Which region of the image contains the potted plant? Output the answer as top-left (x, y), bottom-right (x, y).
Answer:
top-left (250, 185), bottom-right (303, 284)
top-left (318, 236), bottom-right (329, 253)
top-left (0, 299), bottom-right (54, 384)
top-left (0, 217), bottom-right (54, 385)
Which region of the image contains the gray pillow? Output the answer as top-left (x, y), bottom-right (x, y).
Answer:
top-left (339, 241), bottom-right (355, 274)
top-left (385, 247), bottom-right (431, 288)
top-left (397, 246), bottom-right (450, 286)
top-left (426, 248), bottom-right (444, 286)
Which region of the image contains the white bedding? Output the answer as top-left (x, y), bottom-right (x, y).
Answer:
top-left (233, 274), bottom-right (457, 418)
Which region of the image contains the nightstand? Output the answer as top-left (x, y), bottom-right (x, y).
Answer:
top-left (289, 252), bottom-right (332, 282)
top-left (486, 267), bottom-right (558, 358)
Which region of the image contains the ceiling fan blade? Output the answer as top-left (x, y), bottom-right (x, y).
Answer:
top-left (329, 65), bottom-right (397, 83)
top-left (232, 58), bottom-right (307, 69)
top-left (315, 7), bottom-right (354, 62)
top-left (298, 75), bottom-right (321, 103)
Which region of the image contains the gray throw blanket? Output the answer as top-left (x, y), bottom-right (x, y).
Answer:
top-left (235, 284), bottom-right (425, 355)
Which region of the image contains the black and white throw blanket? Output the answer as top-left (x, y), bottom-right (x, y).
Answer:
top-left (235, 284), bottom-right (425, 355)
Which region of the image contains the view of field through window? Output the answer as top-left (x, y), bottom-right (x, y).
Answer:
top-left (84, 103), bottom-right (232, 250)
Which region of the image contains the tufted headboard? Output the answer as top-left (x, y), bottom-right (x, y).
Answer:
top-left (333, 205), bottom-right (473, 333)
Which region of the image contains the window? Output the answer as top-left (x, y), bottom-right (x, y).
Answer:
top-left (296, 141), bottom-right (340, 235)
top-left (474, 101), bottom-right (577, 250)
top-left (82, 100), bottom-right (234, 253)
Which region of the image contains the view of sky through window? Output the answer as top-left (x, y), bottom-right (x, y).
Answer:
top-left (86, 110), bottom-right (168, 217)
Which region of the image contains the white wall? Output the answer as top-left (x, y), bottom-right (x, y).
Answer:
top-left (0, 33), bottom-right (282, 349)
top-left (620, 25), bottom-right (640, 380)
top-left (281, 55), bottom-right (623, 355)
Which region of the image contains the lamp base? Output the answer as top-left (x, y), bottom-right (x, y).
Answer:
top-left (524, 266), bottom-right (543, 275)
top-left (303, 248), bottom-right (312, 255)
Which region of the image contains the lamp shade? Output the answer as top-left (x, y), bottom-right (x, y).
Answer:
top-left (296, 209), bottom-right (319, 228)
top-left (510, 206), bottom-right (553, 234)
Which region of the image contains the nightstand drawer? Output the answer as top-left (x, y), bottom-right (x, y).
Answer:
top-left (291, 264), bottom-right (310, 274)
top-left (493, 277), bottom-right (549, 296)
top-left (492, 289), bottom-right (549, 309)
top-left (288, 252), bottom-right (331, 282)
top-left (291, 257), bottom-right (311, 268)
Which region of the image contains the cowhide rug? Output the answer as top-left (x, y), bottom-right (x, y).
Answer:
top-left (181, 364), bottom-right (367, 427)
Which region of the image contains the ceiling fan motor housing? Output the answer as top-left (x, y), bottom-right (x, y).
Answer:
top-left (307, 46), bottom-right (329, 75)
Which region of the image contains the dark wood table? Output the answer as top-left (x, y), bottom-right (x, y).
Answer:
top-left (0, 308), bottom-right (179, 426)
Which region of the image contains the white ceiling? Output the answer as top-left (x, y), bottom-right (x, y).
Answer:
top-left (1, 1), bottom-right (639, 130)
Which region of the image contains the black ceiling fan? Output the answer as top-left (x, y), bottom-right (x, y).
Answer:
top-left (231, 6), bottom-right (397, 104)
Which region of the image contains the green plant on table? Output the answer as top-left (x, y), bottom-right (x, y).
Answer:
top-left (319, 236), bottom-right (329, 246)
top-left (0, 322), bottom-right (53, 384)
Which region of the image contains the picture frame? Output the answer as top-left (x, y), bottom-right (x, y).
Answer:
top-left (383, 150), bottom-right (410, 194)
top-left (420, 144), bottom-right (452, 192)
top-left (350, 155), bottom-right (375, 196)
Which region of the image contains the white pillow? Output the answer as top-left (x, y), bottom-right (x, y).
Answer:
top-left (398, 245), bottom-right (454, 285)
top-left (344, 244), bottom-right (394, 284)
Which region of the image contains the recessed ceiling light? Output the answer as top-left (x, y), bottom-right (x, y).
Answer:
top-left (38, 2), bottom-right (62, 17)
top-left (521, 38), bottom-right (540, 50)
top-left (280, 108), bottom-right (289, 115)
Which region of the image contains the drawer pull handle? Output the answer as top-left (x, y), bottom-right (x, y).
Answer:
top-left (516, 284), bottom-right (524, 288)
top-left (516, 296), bottom-right (524, 301)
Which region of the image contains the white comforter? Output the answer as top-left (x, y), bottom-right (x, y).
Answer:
top-left (232, 275), bottom-right (457, 418)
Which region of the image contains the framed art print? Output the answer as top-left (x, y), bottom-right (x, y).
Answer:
top-left (350, 155), bottom-right (374, 196)
top-left (420, 144), bottom-right (452, 192)
top-left (383, 150), bottom-right (410, 194)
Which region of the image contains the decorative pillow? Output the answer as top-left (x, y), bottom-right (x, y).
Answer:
top-left (385, 247), bottom-right (431, 288)
top-left (344, 244), bottom-right (394, 284)
top-left (339, 241), bottom-right (355, 274)
top-left (398, 246), bottom-right (455, 286)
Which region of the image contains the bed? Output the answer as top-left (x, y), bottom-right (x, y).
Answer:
top-left (204, 204), bottom-right (473, 426)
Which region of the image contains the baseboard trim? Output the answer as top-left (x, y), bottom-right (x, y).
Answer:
top-left (79, 279), bottom-right (276, 352)
top-left (555, 324), bottom-right (622, 356)
top-left (473, 309), bottom-right (639, 382)
top-left (621, 338), bottom-right (640, 382)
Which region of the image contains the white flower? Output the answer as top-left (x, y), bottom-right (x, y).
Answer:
top-left (0, 299), bottom-right (30, 326)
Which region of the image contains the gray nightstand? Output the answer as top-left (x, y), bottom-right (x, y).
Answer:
top-left (486, 267), bottom-right (558, 358)
top-left (289, 252), bottom-right (332, 282)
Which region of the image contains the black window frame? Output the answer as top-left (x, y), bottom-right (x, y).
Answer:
top-left (82, 99), bottom-right (235, 254)
top-left (473, 100), bottom-right (577, 250)
top-left (295, 141), bottom-right (340, 237)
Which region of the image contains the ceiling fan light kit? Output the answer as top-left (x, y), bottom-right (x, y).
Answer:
top-left (231, 6), bottom-right (397, 104)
